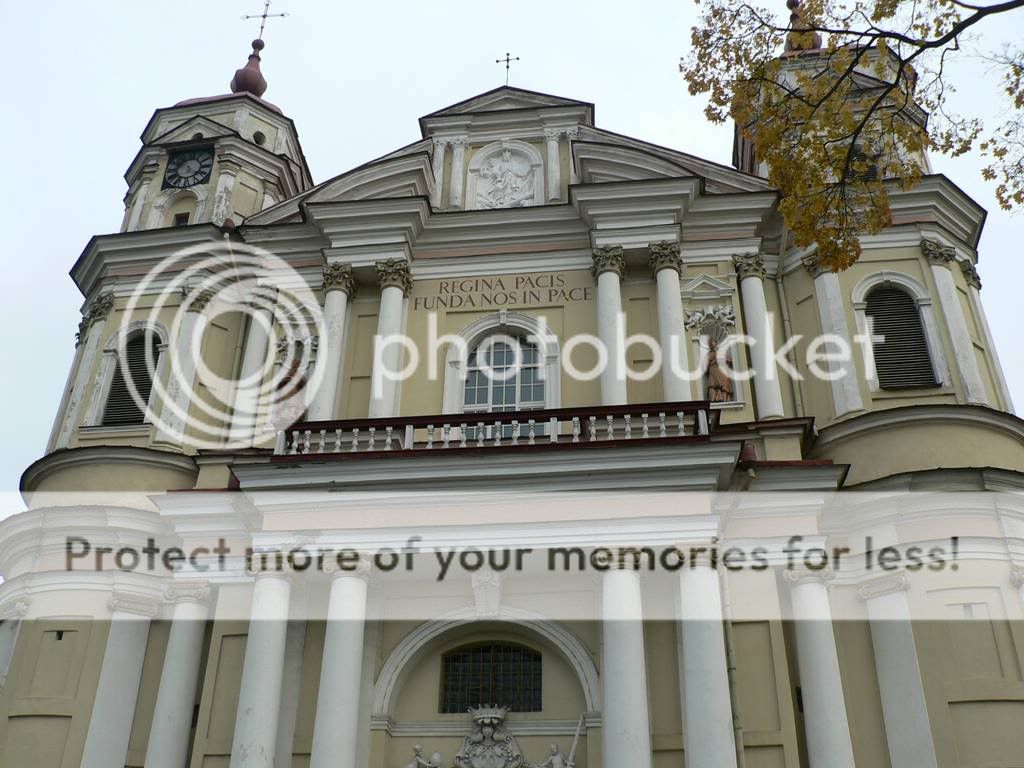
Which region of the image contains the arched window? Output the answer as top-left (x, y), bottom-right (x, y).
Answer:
top-left (101, 332), bottom-right (160, 425)
top-left (462, 336), bottom-right (545, 416)
top-left (865, 285), bottom-right (938, 389)
top-left (440, 642), bottom-right (542, 713)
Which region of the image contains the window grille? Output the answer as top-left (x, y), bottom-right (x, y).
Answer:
top-left (440, 642), bottom-right (542, 713)
top-left (865, 286), bottom-right (938, 389)
top-left (102, 334), bottom-right (159, 425)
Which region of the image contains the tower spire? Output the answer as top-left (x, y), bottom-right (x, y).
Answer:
top-left (230, 39), bottom-right (268, 97)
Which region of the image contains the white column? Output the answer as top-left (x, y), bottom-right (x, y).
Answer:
top-left (734, 254), bottom-right (784, 418)
top-left (158, 292), bottom-right (211, 446)
top-left (309, 560), bottom-right (370, 768)
top-left (230, 571), bottom-right (292, 768)
top-left (960, 262), bottom-right (1013, 412)
top-left (230, 287), bottom-right (276, 445)
top-left (0, 599), bottom-right (29, 687)
top-left (211, 161), bottom-right (240, 226)
top-left (805, 259), bottom-right (864, 417)
top-left (144, 583), bottom-right (210, 768)
top-left (449, 138), bottom-right (467, 209)
top-left (125, 172), bottom-right (155, 232)
top-left (369, 259), bottom-right (411, 419)
top-left (921, 241), bottom-right (988, 404)
top-left (544, 128), bottom-right (562, 201)
top-left (593, 246), bottom-right (628, 406)
top-left (601, 563), bottom-right (653, 768)
top-left (308, 263), bottom-right (354, 421)
top-left (784, 569), bottom-right (855, 768)
top-left (274, 589), bottom-right (310, 768)
top-left (859, 573), bottom-right (938, 768)
top-left (651, 243), bottom-right (694, 402)
top-left (54, 292), bottom-right (115, 449)
top-left (678, 554), bottom-right (737, 768)
top-left (430, 140), bottom-right (447, 209)
top-left (81, 592), bottom-right (159, 768)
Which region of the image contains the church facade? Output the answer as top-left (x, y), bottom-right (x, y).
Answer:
top-left (2, 37), bottom-right (1024, 768)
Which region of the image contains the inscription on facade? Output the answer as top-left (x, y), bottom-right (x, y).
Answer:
top-left (413, 273), bottom-right (592, 310)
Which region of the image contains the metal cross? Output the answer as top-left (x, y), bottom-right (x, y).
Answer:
top-left (242, 0), bottom-right (289, 39)
top-left (496, 52), bottom-right (520, 85)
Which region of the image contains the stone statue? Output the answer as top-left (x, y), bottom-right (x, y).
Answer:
top-left (455, 705), bottom-right (525, 768)
top-left (705, 337), bottom-right (734, 403)
top-left (406, 745), bottom-right (443, 768)
top-left (478, 149), bottom-right (535, 208)
top-left (531, 744), bottom-right (572, 768)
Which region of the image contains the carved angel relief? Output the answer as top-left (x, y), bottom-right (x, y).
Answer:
top-left (468, 140), bottom-right (544, 210)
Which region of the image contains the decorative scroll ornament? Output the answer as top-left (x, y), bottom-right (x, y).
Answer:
top-left (323, 262), bottom-right (356, 296)
top-left (733, 252), bottom-right (767, 280)
top-left (801, 254), bottom-right (826, 278)
top-left (477, 147), bottom-right (537, 209)
top-left (376, 258), bottom-right (413, 296)
top-left (472, 569), bottom-right (502, 619)
top-left (920, 238), bottom-right (956, 266)
top-left (77, 291), bottom-right (116, 343)
top-left (455, 706), bottom-right (525, 768)
top-left (684, 304), bottom-right (736, 338)
top-left (591, 245), bottom-right (625, 278)
top-left (685, 305), bottom-right (737, 404)
top-left (649, 241), bottom-right (682, 276)
top-left (960, 260), bottom-right (982, 290)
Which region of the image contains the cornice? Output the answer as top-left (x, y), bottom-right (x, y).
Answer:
top-left (20, 445), bottom-right (198, 495)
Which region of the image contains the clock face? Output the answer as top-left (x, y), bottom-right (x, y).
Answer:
top-left (164, 148), bottom-right (214, 188)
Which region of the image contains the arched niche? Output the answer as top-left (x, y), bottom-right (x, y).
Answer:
top-left (466, 139), bottom-right (545, 210)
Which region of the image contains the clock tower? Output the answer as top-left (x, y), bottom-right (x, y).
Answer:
top-left (119, 38), bottom-right (312, 232)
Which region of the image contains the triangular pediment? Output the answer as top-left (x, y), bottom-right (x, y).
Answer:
top-left (149, 115), bottom-right (237, 146)
top-left (681, 273), bottom-right (736, 299)
top-left (423, 86), bottom-right (593, 118)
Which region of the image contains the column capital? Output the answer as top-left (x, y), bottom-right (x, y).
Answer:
top-left (323, 262), bottom-right (356, 296)
top-left (857, 571), bottom-right (909, 601)
top-left (783, 566), bottom-right (836, 588)
top-left (165, 580), bottom-right (211, 605)
top-left (543, 127), bottom-right (563, 141)
top-left (920, 237), bottom-right (956, 267)
top-left (0, 597), bottom-right (30, 620)
top-left (960, 260), bottom-right (982, 290)
top-left (449, 136), bottom-right (469, 147)
top-left (322, 555), bottom-right (372, 581)
top-left (591, 246), bottom-right (625, 279)
top-left (649, 241), bottom-right (682, 276)
top-left (801, 254), bottom-right (827, 278)
top-left (1011, 567), bottom-right (1024, 588)
top-left (181, 286), bottom-right (216, 313)
top-left (77, 290), bottom-right (116, 342)
top-left (733, 252), bottom-right (767, 280)
top-left (217, 158), bottom-right (242, 176)
top-left (109, 590), bottom-right (161, 618)
top-left (376, 258), bottom-right (413, 296)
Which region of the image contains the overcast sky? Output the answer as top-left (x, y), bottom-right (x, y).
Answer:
top-left (1, 0), bottom-right (1021, 497)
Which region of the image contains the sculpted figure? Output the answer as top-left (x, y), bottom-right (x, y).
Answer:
top-left (407, 745), bottom-right (441, 768)
top-left (705, 337), bottom-right (734, 403)
top-left (532, 744), bottom-right (572, 768)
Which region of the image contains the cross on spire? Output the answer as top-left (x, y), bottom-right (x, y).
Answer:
top-left (242, 0), bottom-right (289, 40)
top-left (496, 52), bottom-right (520, 86)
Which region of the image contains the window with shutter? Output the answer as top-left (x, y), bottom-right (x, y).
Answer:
top-left (101, 334), bottom-right (159, 425)
top-left (865, 286), bottom-right (938, 389)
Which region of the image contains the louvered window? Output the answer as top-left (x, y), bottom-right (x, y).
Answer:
top-left (865, 286), bottom-right (938, 389)
top-left (102, 334), bottom-right (159, 425)
top-left (440, 642), bottom-right (542, 713)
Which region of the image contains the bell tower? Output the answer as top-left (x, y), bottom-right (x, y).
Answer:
top-left (120, 38), bottom-right (312, 232)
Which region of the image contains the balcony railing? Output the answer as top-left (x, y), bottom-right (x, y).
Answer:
top-left (272, 401), bottom-right (715, 460)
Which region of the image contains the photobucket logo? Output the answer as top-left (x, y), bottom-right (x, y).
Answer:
top-left (119, 240), bottom-right (324, 450)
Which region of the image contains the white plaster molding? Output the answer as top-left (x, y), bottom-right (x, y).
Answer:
top-left (372, 606), bottom-right (600, 716)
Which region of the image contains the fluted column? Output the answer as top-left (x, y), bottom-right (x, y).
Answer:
top-left (229, 570), bottom-right (292, 768)
top-left (308, 263), bottom-right (355, 421)
top-left (211, 160), bottom-right (240, 226)
top-left (449, 138), bottom-right (468, 209)
top-left (859, 573), bottom-right (938, 768)
top-left (369, 259), bottom-right (412, 419)
top-left (784, 568), bottom-right (855, 768)
top-left (734, 253), bottom-right (784, 418)
top-left (53, 291), bottom-right (115, 449)
top-left (309, 559), bottom-right (371, 768)
top-left (145, 582), bottom-right (210, 768)
top-left (650, 242), bottom-right (694, 401)
top-left (601, 560), bottom-right (653, 768)
top-left (593, 246), bottom-right (628, 406)
top-left (921, 240), bottom-right (988, 404)
top-left (430, 139), bottom-right (447, 208)
top-left (544, 128), bottom-right (562, 201)
top-left (81, 591), bottom-right (159, 768)
top-left (959, 262), bottom-right (1013, 412)
top-left (678, 551), bottom-right (737, 768)
top-left (803, 257), bottom-right (864, 417)
top-left (230, 286), bottom-right (276, 444)
top-left (158, 290), bottom-right (213, 445)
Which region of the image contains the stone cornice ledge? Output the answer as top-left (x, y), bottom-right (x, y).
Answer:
top-left (20, 445), bottom-right (198, 494)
